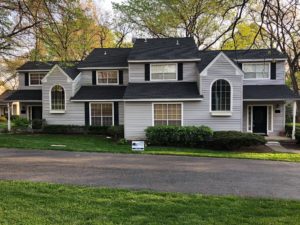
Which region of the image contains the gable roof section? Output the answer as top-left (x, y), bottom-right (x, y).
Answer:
top-left (77, 48), bottom-right (131, 69)
top-left (71, 86), bottom-right (127, 101)
top-left (128, 38), bottom-right (200, 61)
top-left (243, 85), bottom-right (300, 100)
top-left (124, 82), bottom-right (202, 100)
top-left (0, 90), bottom-right (14, 104)
top-left (5, 90), bottom-right (42, 102)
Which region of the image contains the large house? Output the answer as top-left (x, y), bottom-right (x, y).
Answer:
top-left (0, 38), bottom-right (299, 139)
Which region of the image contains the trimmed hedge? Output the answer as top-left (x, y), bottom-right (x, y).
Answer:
top-left (209, 131), bottom-right (266, 150)
top-left (145, 126), bottom-right (213, 147)
top-left (42, 125), bottom-right (124, 139)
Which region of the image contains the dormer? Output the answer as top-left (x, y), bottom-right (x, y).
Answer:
top-left (128, 38), bottom-right (200, 83)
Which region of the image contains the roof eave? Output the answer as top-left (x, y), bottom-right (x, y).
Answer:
top-left (128, 58), bottom-right (201, 63)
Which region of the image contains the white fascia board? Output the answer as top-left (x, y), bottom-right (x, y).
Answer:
top-left (243, 99), bottom-right (293, 101)
top-left (71, 99), bottom-right (123, 102)
top-left (78, 67), bottom-right (128, 70)
top-left (124, 98), bottom-right (203, 102)
top-left (128, 59), bottom-right (201, 63)
top-left (17, 69), bottom-right (50, 72)
top-left (235, 58), bottom-right (287, 62)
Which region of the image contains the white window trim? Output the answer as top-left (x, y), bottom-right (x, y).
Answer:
top-left (89, 102), bottom-right (114, 126)
top-left (96, 70), bottom-right (119, 85)
top-left (29, 72), bottom-right (46, 86)
top-left (150, 63), bottom-right (178, 81)
top-left (242, 62), bottom-right (271, 80)
top-left (209, 78), bottom-right (233, 115)
top-left (247, 104), bottom-right (273, 134)
top-left (49, 84), bottom-right (66, 114)
top-left (152, 102), bottom-right (183, 126)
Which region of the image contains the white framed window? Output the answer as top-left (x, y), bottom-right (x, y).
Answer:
top-left (242, 63), bottom-right (270, 80)
top-left (29, 73), bottom-right (46, 86)
top-left (97, 70), bottom-right (119, 85)
top-left (153, 103), bottom-right (182, 126)
top-left (50, 85), bottom-right (65, 112)
top-left (90, 103), bottom-right (114, 126)
top-left (150, 64), bottom-right (177, 81)
top-left (211, 79), bottom-right (231, 112)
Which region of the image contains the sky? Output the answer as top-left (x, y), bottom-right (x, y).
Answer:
top-left (93, 0), bottom-right (124, 13)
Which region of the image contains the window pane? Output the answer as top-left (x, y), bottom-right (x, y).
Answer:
top-left (243, 63), bottom-right (269, 79)
top-left (151, 64), bottom-right (176, 80)
top-left (97, 71), bottom-right (118, 84)
top-left (154, 104), bottom-right (181, 126)
top-left (211, 79), bottom-right (231, 112)
top-left (51, 85), bottom-right (65, 110)
top-left (91, 103), bottom-right (113, 126)
top-left (30, 73), bottom-right (45, 85)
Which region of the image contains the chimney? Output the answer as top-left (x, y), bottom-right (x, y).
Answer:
top-left (104, 51), bottom-right (107, 55)
top-left (144, 38), bottom-right (147, 43)
top-left (176, 40), bottom-right (180, 45)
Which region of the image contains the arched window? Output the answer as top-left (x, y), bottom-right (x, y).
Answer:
top-left (211, 79), bottom-right (231, 111)
top-left (51, 85), bottom-right (65, 111)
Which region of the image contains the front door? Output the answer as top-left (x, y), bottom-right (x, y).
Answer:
top-left (252, 106), bottom-right (267, 134)
top-left (29, 106), bottom-right (42, 120)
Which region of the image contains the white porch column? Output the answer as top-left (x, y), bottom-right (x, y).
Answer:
top-left (7, 103), bottom-right (11, 132)
top-left (292, 101), bottom-right (297, 140)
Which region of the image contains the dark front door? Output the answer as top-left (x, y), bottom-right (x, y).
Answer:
top-left (31, 106), bottom-right (42, 120)
top-left (253, 106), bottom-right (267, 134)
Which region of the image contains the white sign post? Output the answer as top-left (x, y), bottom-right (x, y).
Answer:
top-left (132, 141), bottom-right (145, 151)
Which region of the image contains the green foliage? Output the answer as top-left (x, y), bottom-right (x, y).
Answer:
top-left (222, 23), bottom-right (268, 50)
top-left (285, 123), bottom-right (300, 137)
top-left (32, 119), bottom-right (46, 130)
top-left (210, 131), bottom-right (266, 150)
top-left (10, 115), bottom-right (20, 121)
top-left (0, 116), bottom-right (7, 123)
top-left (13, 117), bottom-right (29, 129)
top-left (42, 125), bottom-right (124, 139)
top-left (145, 126), bottom-right (213, 147)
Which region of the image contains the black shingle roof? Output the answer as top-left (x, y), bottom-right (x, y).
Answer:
top-left (71, 86), bottom-right (127, 100)
top-left (0, 90), bottom-right (14, 104)
top-left (77, 48), bottom-right (131, 68)
top-left (5, 90), bottom-right (42, 101)
top-left (128, 38), bottom-right (200, 61)
top-left (243, 85), bottom-right (299, 100)
top-left (124, 82), bottom-right (202, 99)
top-left (17, 61), bottom-right (80, 80)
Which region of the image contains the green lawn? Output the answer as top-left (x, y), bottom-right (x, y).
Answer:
top-left (0, 133), bottom-right (300, 162)
top-left (0, 181), bottom-right (299, 225)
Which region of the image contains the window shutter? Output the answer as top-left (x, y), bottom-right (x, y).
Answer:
top-left (24, 73), bottom-right (29, 86)
top-left (85, 102), bottom-right (90, 126)
top-left (145, 64), bottom-right (150, 81)
top-left (92, 71), bottom-right (97, 85)
top-left (178, 63), bottom-right (183, 80)
top-left (119, 70), bottom-right (123, 85)
top-left (271, 63), bottom-right (276, 80)
top-left (237, 63), bottom-right (243, 70)
top-left (114, 102), bottom-right (119, 126)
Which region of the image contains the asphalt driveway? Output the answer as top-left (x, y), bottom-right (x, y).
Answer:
top-left (0, 148), bottom-right (300, 199)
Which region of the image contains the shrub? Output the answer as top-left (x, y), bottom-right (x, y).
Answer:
top-left (32, 119), bottom-right (46, 130)
top-left (285, 123), bottom-right (300, 137)
top-left (42, 125), bottom-right (124, 138)
top-left (11, 115), bottom-right (20, 121)
top-left (13, 117), bottom-right (30, 129)
top-left (145, 126), bottom-right (213, 147)
top-left (43, 125), bottom-right (86, 134)
top-left (0, 116), bottom-right (7, 123)
top-left (210, 131), bottom-right (266, 150)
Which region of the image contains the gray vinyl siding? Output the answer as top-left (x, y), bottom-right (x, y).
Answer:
top-left (42, 67), bottom-right (85, 125)
top-left (18, 73), bottom-right (43, 90)
top-left (242, 101), bottom-right (285, 136)
top-left (119, 102), bottom-right (124, 125)
top-left (242, 61), bottom-right (285, 85)
top-left (129, 62), bottom-right (198, 82)
top-left (125, 55), bottom-right (244, 139)
top-left (19, 102), bottom-right (42, 119)
top-left (72, 73), bottom-right (82, 94)
top-left (124, 102), bottom-right (152, 140)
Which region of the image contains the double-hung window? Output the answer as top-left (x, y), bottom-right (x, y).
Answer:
top-left (153, 103), bottom-right (182, 126)
top-left (90, 103), bottom-right (113, 126)
top-left (51, 85), bottom-right (65, 112)
top-left (29, 73), bottom-right (46, 86)
top-left (242, 63), bottom-right (270, 79)
top-left (151, 64), bottom-right (177, 81)
top-left (97, 70), bottom-right (118, 85)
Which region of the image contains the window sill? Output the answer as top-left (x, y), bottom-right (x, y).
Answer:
top-left (50, 110), bottom-right (65, 114)
top-left (210, 111), bottom-right (232, 117)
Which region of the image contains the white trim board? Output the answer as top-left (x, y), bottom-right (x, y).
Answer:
top-left (78, 67), bottom-right (128, 70)
top-left (128, 59), bottom-right (201, 63)
top-left (89, 102), bottom-right (114, 126)
top-left (71, 98), bottom-right (203, 102)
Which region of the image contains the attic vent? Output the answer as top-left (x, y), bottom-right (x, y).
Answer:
top-left (176, 40), bottom-right (180, 45)
top-left (104, 51), bottom-right (107, 55)
top-left (144, 38), bottom-right (147, 43)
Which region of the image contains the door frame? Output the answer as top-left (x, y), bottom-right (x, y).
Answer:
top-left (247, 104), bottom-right (273, 134)
top-left (27, 105), bottom-right (43, 121)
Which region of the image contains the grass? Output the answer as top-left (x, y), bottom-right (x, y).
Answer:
top-left (0, 180), bottom-right (299, 225)
top-left (0, 133), bottom-right (300, 162)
